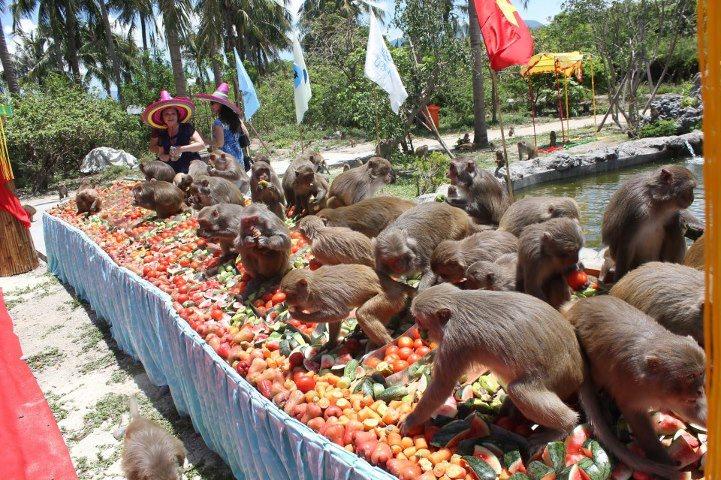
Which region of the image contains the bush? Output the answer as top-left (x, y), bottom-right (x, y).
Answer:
top-left (8, 75), bottom-right (146, 191)
top-left (638, 119), bottom-right (678, 138)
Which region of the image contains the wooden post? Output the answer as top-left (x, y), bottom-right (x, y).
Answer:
top-left (493, 71), bottom-right (514, 201)
top-left (528, 78), bottom-right (537, 148)
top-left (564, 76), bottom-right (571, 138)
top-left (0, 182), bottom-right (38, 276)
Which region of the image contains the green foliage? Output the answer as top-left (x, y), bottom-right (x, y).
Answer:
top-left (638, 119), bottom-right (678, 138)
top-left (8, 75), bottom-right (146, 191)
top-left (413, 151), bottom-right (451, 195)
top-left (122, 53), bottom-right (177, 107)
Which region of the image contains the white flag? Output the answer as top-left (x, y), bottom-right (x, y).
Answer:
top-left (364, 10), bottom-right (408, 114)
top-left (290, 32), bottom-right (312, 124)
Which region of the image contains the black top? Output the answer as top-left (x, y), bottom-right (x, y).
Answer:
top-left (157, 123), bottom-right (201, 174)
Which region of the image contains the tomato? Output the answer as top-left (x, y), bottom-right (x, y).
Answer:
top-left (566, 269), bottom-right (588, 291)
top-left (392, 360), bottom-right (409, 373)
top-left (397, 336), bottom-right (414, 348)
top-left (397, 347), bottom-right (413, 360)
top-left (271, 291), bottom-right (286, 304)
top-left (415, 346), bottom-right (431, 357)
top-left (210, 309), bottom-right (224, 321)
top-left (406, 354), bottom-right (420, 364)
top-left (293, 372), bottom-right (316, 393)
top-left (385, 345), bottom-right (399, 356)
top-left (413, 338), bottom-right (424, 348)
top-left (176, 294), bottom-right (189, 304)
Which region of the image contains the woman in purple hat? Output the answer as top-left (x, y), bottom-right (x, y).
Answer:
top-left (195, 83), bottom-right (251, 171)
top-left (142, 91), bottom-right (205, 175)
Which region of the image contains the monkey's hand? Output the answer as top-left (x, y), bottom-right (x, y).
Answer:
top-left (399, 413), bottom-right (423, 437)
top-left (240, 235), bottom-right (258, 249)
top-left (208, 167), bottom-right (217, 175)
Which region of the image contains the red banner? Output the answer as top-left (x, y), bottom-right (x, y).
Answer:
top-left (0, 182), bottom-right (31, 228)
top-left (473, 0), bottom-right (534, 71)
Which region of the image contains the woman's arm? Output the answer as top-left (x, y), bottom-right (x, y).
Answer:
top-left (177, 130), bottom-right (207, 154)
top-left (211, 124), bottom-right (225, 149)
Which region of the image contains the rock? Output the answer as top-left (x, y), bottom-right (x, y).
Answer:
top-left (80, 147), bottom-right (139, 174)
top-left (645, 91), bottom-right (703, 134)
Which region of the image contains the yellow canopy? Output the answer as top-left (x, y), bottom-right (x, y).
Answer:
top-left (520, 52), bottom-right (585, 78)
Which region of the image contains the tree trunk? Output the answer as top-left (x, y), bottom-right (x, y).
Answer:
top-left (99, 0), bottom-right (123, 103)
top-left (160, 1), bottom-right (187, 96)
top-left (468, 0), bottom-right (488, 147)
top-left (0, 17), bottom-right (20, 94)
top-left (64, 6), bottom-right (82, 83)
top-left (140, 15), bottom-right (148, 53)
top-left (211, 58), bottom-right (222, 87)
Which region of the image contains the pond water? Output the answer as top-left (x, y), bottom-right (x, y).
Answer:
top-left (520, 157), bottom-right (705, 248)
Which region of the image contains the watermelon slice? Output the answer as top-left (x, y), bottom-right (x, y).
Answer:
top-left (651, 412), bottom-right (686, 436)
top-left (542, 442), bottom-right (567, 472)
top-left (581, 440), bottom-right (611, 479)
top-left (474, 445), bottom-right (503, 474)
top-left (509, 475), bottom-right (532, 480)
top-left (431, 418), bottom-right (472, 447)
top-left (504, 450), bottom-right (527, 474)
top-left (528, 461), bottom-right (557, 480)
top-left (566, 424), bottom-right (592, 454)
top-left (557, 465), bottom-right (590, 480)
top-left (668, 431), bottom-right (704, 467)
top-left (464, 455), bottom-right (502, 480)
top-left (576, 457), bottom-right (606, 480)
top-left (565, 453), bottom-right (587, 467)
top-left (470, 414), bottom-right (492, 438)
top-left (673, 429), bottom-right (700, 449)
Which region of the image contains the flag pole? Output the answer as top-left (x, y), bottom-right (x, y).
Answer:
top-left (299, 123), bottom-right (305, 154)
top-left (564, 76), bottom-right (571, 137)
top-left (493, 70), bottom-right (514, 202)
top-left (528, 77), bottom-right (537, 148)
top-left (247, 121), bottom-right (272, 156)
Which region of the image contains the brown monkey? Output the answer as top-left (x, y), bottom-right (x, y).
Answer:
top-left (173, 173), bottom-right (193, 192)
top-left (679, 209), bottom-right (704, 240)
top-left (297, 215), bottom-right (374, 267)
top-left (208, 153), bottom-right (250, 194)
top-left (516, 218), bottom-right (584, 309)
top-left (430, 230), bottom-right (518, 284)
top-left (498, 196), bottom-right (581, 237)
top-left (121, 397), bottom-right (186, 480)
top-left (131, 181), bottom-right (185, 219)
top-left (291, 164), bottom-right (329, 216)
top-left (415, 145), bottom-right (429, 157)
top-left (75, 183), bottom-right (102, 215)
top-left (282, 152), bottom-right (327, 202)
top-left (610, 262), bottom-right (705, 347)
top-left (140, 160), bottom-right (176, 183)
top-left (684, 233), bottom-right (705, 270)
top-left (233, 203), bottom-right (291, 282)
top-left (250, 160), bottom-right (286, 219)
top-left (494, 150), bottom-right (506, 177)
top-left (566, 296), bottom-right (707, 478)
top-left (326, 156), bottom-right (394, 208)
top-left (196, 204), bottom-right (245, 276)
top-left (22, 204), bottom-right (37, 222)
top-left (375, 202), bottom-right (474, 290)
top-left (507, 126), bottom-right (515, 137)
top-left (456, 133), bottom-right (470, 148)
top-left (465, 253), bottom-right (518, 290)
top-left (280, 264), bottom-right (413, 348)
top-left (316, 196), bottom-right (416, 238)
top-left (400, 283), bottom-right (584, 446)
top-left (447, 157), bottom-right (510, 225)
top-left (188, 159), bottom-right (209, 178)
top-left (601, 165), bottom-right (697, 280)
top-left (58, 184), bottom-right (69, 200)
top-left (375, 139), bottom-right (395, 159)
top-left (549, 130), bottom-right (557, 147)
top-left (517, 141), bottom-right (538, 161)
top-left (187, 176), bottom-right (244, 210)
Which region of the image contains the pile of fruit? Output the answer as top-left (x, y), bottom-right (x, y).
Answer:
top-left (49, 181), bottom-right (706, 480)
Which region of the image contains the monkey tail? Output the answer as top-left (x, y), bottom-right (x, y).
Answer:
top-left (578, 378), bottom-right (679, 479)
top-left (128, 396), bottom-right (140, 421)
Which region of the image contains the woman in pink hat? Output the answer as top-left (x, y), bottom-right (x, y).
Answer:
top-left (195, 83), bottom-right (251, 171)
top-left (142, 91), bottom-right (205, 175)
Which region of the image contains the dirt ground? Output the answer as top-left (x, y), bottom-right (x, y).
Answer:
top-left (0, 265), bottom-right (234, 480)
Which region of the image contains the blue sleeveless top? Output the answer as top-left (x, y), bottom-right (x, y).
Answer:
top-left (214, 119), bottom-right (248, 170)
top-left (158, 123), bottom-right (201, 174)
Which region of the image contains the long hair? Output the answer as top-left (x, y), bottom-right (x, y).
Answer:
top-left (217, 104), bottom-right (241, 134)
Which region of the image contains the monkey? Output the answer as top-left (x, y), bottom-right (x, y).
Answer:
top-left (282, 152), bottom-right (327, 203)
top-left (598, 248), bottom-right (615, 284)
top-left (517, 141), bottom-right (538, 161)
top-left (400, 283), bottom-right (584, 448)
top-left (456, 133), bottom-right (471, 148)
top-left (464, 253), bottom-right (518, 291)
top-left (173, 173), bottom-right (193, 193)
top-left (679, 209), bottom-right (704, 241)
top-left (516, 218), bottom-right (584, 309)
top-left (75, 183), bottom-right (102, 215)
top-left (58, 184), bottom-right (69, 200)
top-left (494, 150), bottom-right (506, 177)
top-left (375, 139), bottom-right (395, 159)
top-left (498, 196), bottom-right (581, 237)
top-left (139, 160), bottom-right (176, 183)
top-left (280, 264), bottom-right (414, 349)
top-left (684, 234), bottom-right (705, 270)
top-left (342, 164), bottom-right (351, 172)
top-left (22, 204), bottom-right (37, 222)
top-left (172, 159), bottom-right (210, 194)
top-left (208, 152), bottom-right (250, 194)
top-left (291, 164), bottom-right (330, 216)
top-left (565, 296), bottom-right (707, 478)
top-left (446, 157), bottom-right (510, 225)
top-left (316, 196), bottom-right (416, 238)
top-left (507, 126), bottom-right (514, 137)
top-left (196, 203), bottom-right (245, 276)
top-left (375, 202), bottom-right (474, 290)
top-left (188, 159), bottom-right (209, 178)
top-left (430, 230), bottom-right (518, 284)
top-left (601, 165), bottom-right (697, 280)
top-left (250, 160), bottom-right (286, 219)
top-left (610, 262), bottom-right (705, 347)
top-left (233, 203), bottom-right (291, 284)
top-left (187, 176), bottom-right (244, 210)
top-left (131, 180), bottom-right (185, 219)
top-left (549, 130), bottom-right (557, 147)
top-left (297, 215), bottom-right (374, 267)
top-left (325, 156), bottom-right (395, 208)
top-left (121, 397), bottom-right (186, 480)
top-left (415, 145), bottom-right (429, 157)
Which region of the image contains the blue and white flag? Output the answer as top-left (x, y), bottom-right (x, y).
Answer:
top-left (234, 48), bottom-right (261, 120)
top-left (290, 32), bottom-right (312, 124)
top-left (364, 9), bottom-right (408, 114)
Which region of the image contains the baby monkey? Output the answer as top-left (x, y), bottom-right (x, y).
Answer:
top-left (297, 215), bottom-right (374, 267)
top-left (121, 397), bottom-right (186, 480)
top-left (75, 182), bottom-right (102, 215)
top-left (208, 152), bottom-right (250, 194)
top-left (280, 264), bottom-right (414, 349)
top-left (464, 253), bottom-right (518, 291)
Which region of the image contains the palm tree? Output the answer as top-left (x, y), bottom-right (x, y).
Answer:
top-left (0, 0), bottom-right (20, 93)
top-left (93, 0), bottom-right (124, 102)
top-left (112, 0), bottom-right (155, 53)
top-left (158, 0), bottom-right (191, 95)
top-left (467, 0), bottom-right (488, 146)
top-left (14, 28), bottom-right (58, 83)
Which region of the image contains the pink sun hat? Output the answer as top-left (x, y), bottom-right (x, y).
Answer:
top-left (194, 83), bottom-right (242, 115)
top-left (141, 90), bottom-right (196, 129)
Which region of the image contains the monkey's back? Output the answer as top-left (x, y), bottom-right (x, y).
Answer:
top-left (311, 227), bottom-right (375, 267)
top-left (499, 196), bottom-right (580, 236)
top-left (684, 234), bottom-right (705, 270)
top-left (601, 174), bottom-right (649, 255)
top-left (317, 197), bottom-right (416, 237)
top-left (141, 160), bottom-right (176, 183)
top-left (308, 264), bottom-right (384, 306)
top-left (328, 165), bottom-right (367, 205)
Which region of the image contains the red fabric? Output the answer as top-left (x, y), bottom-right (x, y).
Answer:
top-left (0, 290), bottom-right (78, 480)
top-left (473, 0), bottom-right (534, 71)
top-left (0, 181), bottom-right (31, 228)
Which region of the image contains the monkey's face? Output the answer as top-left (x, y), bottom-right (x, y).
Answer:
top-left (368, 158), bottom-right (394, 184)
top-left (197, 207), bottom-right (235, 242)
top-left (253, 164), bottom-right (271, 182)
top-left (131, 185), bottom-right (153, 209)
top-left (376, 232), bottom-right (419, 278)
top-left (188, 184), bottom-right (212, 210)
top-left (652, 166), bottom-right (697, 207)
top-left (431, 257), bottom-right (465, 284)
top-left (297, 216), bottom-right (323, 239)
top-left (280, 273), bottom-right (310, 307)
top-left (464, 262), bottom-right (495, 290)
top-left (213, 157), bottom-right (229, 171)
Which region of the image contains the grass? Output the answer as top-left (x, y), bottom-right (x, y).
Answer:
top-left (25, 347), bottom-right (65, 372)
top-left (46, 392), bottom-right (69, 423)
top-left (73, 321), bottom-right (111, 354)
top-left (78, 351), bottom-right (117, 374)
top-left (72, 393), bottom-right (128, 442)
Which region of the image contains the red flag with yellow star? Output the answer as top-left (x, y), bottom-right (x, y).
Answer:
top-left (473, 0), bottom-right (534, 71)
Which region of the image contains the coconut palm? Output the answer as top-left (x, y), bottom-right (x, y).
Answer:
top-left (467, 0), bottom-right (488, 146)
top-left (157, 0), bottom-right (191, 96)
top-left (89, 0), bottom-right (124, 102)
top-left (13, 27), bottom-right (59, 83)
top-left (111, 0), bottom-right (156, 53)
top-left (0, 1), bottom-right (20, 93)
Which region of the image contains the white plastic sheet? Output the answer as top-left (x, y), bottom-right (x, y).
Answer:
top-left (43, 213), bottom-right (395, 480)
